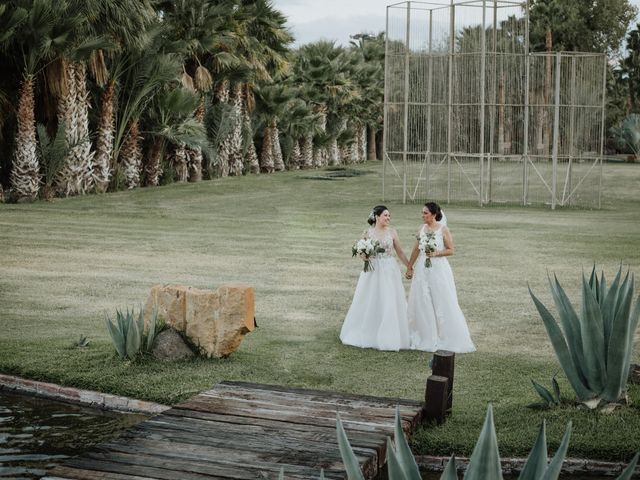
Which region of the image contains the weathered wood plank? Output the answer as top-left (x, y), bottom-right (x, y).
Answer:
top-left (175, 397), bottom-right (411, 434)
top-left (45, 466), bottom-right (157, 480)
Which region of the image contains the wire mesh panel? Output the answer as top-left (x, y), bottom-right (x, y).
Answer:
top-left (383, 1), bottom-right (606, 208)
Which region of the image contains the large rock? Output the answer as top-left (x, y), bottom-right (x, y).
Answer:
top-left (144, 283), bottom-right (255, 358)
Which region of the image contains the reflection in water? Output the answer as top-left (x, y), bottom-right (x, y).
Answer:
top-left (0, 390), bottom-right (147, 479)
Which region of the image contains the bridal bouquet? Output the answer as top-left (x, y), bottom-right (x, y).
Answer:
top-left (418, 231), bottom-right (437, 268)
top-left (352, 238), bottom-right (385, 272)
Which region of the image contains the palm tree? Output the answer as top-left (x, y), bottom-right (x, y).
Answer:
top-left (3, 0), bottom-right (79, 201)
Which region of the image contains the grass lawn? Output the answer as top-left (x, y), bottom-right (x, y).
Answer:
top-left (1, 161), bottom-right (639, 462)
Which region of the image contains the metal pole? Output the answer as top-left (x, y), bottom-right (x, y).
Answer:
top-left (447, 0), bottom-right (455, 204)
top-left (402, 2), bottom-right (412, 204)
top-left (479, 0), bottom-right (487, 206)
top-left (426, 8), bottom-right (434, 199)
top-left (523, 0), bottom-right (530, 206)
top-left (598, 54), bottom-right (607, 209)
top-left (487, 0), bottom-right (498, 205)
top-left (551, 52), bottom-right (561, 210)
top-left (383, 6), bottom-right (391, 202)
top-left (564, 54), bottom-right (576, 206)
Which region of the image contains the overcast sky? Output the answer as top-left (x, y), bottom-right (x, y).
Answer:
top-left (272, 0), bottom-right (640, 48)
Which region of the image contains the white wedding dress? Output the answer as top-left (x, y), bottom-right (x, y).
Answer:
top-left (340, 227), bottom-right (410, 351)
top-left (407, 224), bottom-right (475, 353)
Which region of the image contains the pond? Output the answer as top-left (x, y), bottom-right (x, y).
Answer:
top-left (0, 390), bottom-right (148, 479)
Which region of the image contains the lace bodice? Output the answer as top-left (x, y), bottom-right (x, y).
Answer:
top-left (367, 227), bottom-right (394, 258)
top-left (420, 224), bottom-right (445, 252)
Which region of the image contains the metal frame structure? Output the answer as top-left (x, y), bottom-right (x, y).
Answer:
top-left (383, 0), bottom-right (606, 208)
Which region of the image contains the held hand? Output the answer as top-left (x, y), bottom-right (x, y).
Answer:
top-left (427, 250), bottom-right (438, 258)
top-left (405, 267), bottom-right (413, 279)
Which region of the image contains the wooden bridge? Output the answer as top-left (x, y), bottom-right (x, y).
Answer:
top-left (46, 381), bottom-right (426, 480)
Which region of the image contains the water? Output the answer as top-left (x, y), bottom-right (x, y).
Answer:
top-left (0, 390), bottom-right (147, 479)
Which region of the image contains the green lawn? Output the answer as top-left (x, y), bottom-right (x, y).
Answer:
top-left (1, 162), bottom-right (639, 462)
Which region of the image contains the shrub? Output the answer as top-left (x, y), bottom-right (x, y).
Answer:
top-left (529, 266), bottom-right (640, 408)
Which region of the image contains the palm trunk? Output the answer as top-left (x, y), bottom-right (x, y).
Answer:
top-left (10, 76), bottom-right (40, 200)
top-left (260, 126), bottom-right (275, 173)
top-left (172, 143), bottom-right (188, 182)
top-left (289, 140), bottom-right (302, 170)
top-left (119, 120), bottom-right (143, 189)
top-left (94, 81), bottom-right (115, 193)
top-left (358, 125), bottom-right (367, 163)
top-left (340, 144), bottom-right (351, 164)
top-left (145, 138), bottom-right (163, 187)
top-left (271, 120), bottom-right (284, 171)
top-left (243, 108), bottom-right (259, 174)
top-left (186, 96), bottom-right (205, 182)
top-left (228, 83), bottom-right (244, 176)
top-left (56, 61), bottom-right (95, 196)
top-left (376, 129), bottom-right (384, 161)
top-left (313, 109), bottom-right (327, 168)
top-left (329, 138), bottom-right (340, 165)
top-left (216, 80), bottom-right (230, 177)
top-left (301, 134), bottom-right (313, 169)
top-left (367, 126), bottom-right (377, 160)
top-left (187, 147), bottom-right (203, 182)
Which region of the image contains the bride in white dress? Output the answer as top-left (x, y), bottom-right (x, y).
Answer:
top-left (340, 205), bottom-right (412, 351)
top-left (406, 202), bottom-right (475, 353)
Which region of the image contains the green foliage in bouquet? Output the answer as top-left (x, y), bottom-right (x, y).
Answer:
top-left (104, 307), bottom-right (159, 360)
top-left (336, 404), bottom-right (639, 480)
top-left (529, 266), bottom-right (640, 407)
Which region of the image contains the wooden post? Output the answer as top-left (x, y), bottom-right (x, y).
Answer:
top-left (423, 375), bottom-right (449, 425)
top-left (432, 350), bottom-right (455, 414)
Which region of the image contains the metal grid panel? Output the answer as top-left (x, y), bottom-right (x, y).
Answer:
top-left (383, 0), bottom-right (605, 208)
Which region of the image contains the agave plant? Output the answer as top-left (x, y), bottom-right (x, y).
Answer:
top-left (530, 374), bottom-right (562, 408)
top-left (336, 404), bottom-right (639, 480)
top-left (104, 307), bottom-right (158, 360)
top-left (529, 266), bottom-right (640, 407)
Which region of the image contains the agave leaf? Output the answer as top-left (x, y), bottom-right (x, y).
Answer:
top-left (104, 314), bottom-right (125, 358)
top-left (278, 467), bottom-right (284, 480)
top-left (318, 468), bottom-right (326, 480)
top-left (518, 421), bottom-right (548, 480)
top-left (440, 455), bottom-right (458, 480)
top-left (136, 308), bottom-right (144, 340)
top-left (541, 421), bottom-right (572, 480)
top-left (579, 275), bottom-right (606, 393)
top-left (336, 412), bottom-right (365, 480)
top-left (529, 287), bottom-right (594, 401)
top-left (588, 265), bottom-right (596, 291)
top-left (463, 404), bottom-right (502, 480)
top-left (619, 296), bottom-right (640, 394)
top-left (146, 308), bottom-right (157, 352)
top-left (386, 436), bottom-right (407, 480)
top-left (548, 275), bottom-right (587, 385)
top-left (125, 312), bottom-right (141, 359)
top-left (615, 452), bottom-right (639, 480)
top-left (531, 380), bottom-right (555, 405)
top-left (393, 405), bottom-right (421, 480)
top-left (603, 274), bottom-right (637, 402)
top-left (599, 271), bottom-right (607, 309)
top-left (552, 376), bottom-right (561, 404)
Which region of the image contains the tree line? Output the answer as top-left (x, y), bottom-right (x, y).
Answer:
top-left (0, 0), bottom-right (638, 202)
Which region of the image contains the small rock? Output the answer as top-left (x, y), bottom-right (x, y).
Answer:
top-left (151, 328), bottom-right (195, 362)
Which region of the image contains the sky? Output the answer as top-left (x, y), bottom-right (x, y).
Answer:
top-left (272, 0), bottom-right (640, 48)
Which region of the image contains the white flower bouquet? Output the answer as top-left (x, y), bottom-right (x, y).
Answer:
top-left (352, 237), bottom-right (385, 272)
top-left (418, 231), bottom-right (437, 268)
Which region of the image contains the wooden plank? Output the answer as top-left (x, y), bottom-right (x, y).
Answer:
top-left (45, 466), bottom-right (156, 480)
top-left (175, 397), bottom-right (411, 434)
top-left (97, 435), bottom-right (373, 478)
top-left (197, 389), bottom-right (419, 427)
top-left (217, 381), bottom-right (423, 409)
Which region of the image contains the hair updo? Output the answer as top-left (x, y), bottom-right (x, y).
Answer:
top-left (424, 202), bottom-right (443, 221)
top-left (367, 205), bottom-right (388, 225)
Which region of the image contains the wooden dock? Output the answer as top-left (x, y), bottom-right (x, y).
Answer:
top-left (47, 381), bottom-right (424, 480)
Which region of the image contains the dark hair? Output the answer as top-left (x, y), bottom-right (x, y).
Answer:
top-left (424, 202), bottom-right (443, 221)
top-left (367, 204), bottom-right (388, 225)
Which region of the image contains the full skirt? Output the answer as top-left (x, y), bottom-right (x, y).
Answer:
top-left (407, 255), bottom-right (475, 353)
top-left (340, 256), bottom-right (410, 351)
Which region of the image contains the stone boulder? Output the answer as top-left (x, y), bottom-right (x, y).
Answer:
top-left (143, 283), bottom-right (255, 358)
top-left (152, 328), bottom-right (195, 362)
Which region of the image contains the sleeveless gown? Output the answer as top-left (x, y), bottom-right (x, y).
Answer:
top-left (340, 227), bottom-right (410, 351)
top-left (407, 224), bottom-right (475, 353)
